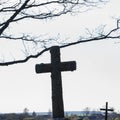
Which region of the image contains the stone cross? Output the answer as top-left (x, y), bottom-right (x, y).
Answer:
top-left (35, 46), bottom-right (76, 119)
top-left (100, 102), bottom-right (114, 120)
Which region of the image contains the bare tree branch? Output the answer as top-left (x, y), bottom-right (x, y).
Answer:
top-left (0, 0), bottom-right (113, 66)
top-left (0, 0), bottom-right (107, 27)
top-left (0, 0), bottom-right (30, 35)
top-left (0, 18), bottom-right (120, 66)
top-left (0, 47), bottom-right (50, 66)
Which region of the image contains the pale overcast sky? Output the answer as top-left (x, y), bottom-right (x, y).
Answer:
top-left (0, 0), bottom-right (120, 113)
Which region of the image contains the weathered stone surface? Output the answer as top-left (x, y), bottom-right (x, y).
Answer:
top-left (35, 46), bottom-right (76, 119)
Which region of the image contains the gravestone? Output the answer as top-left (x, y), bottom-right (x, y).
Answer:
top-left (35, 46), bottom-right (76, 119)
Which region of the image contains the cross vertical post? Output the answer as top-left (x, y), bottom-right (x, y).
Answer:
top-left (35, 46), bottom-right (76, 119)
top-left (50, 46), bottom-right (64, 118)
top-left (100, 102), bottom-right (114, 120)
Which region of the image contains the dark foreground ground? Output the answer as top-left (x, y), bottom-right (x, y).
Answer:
top-left (0, 111), bottom-right (120, 120)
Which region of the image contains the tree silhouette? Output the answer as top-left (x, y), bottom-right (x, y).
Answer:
top-left (0, 0), bottom-right (120, 66)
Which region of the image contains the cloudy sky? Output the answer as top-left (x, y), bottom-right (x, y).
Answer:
top-left (0, 0), bottom-right (120, 113)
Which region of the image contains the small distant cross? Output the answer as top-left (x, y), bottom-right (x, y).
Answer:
top-left (100, 102), bottom-right (114, 120)
top-left (35, 46), bottom-right (76, 119)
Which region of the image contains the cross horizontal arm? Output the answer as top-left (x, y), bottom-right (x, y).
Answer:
top-left (35, 61), bottom-right (76, 73)
top-left (100, 108), bottom-right (114, 111)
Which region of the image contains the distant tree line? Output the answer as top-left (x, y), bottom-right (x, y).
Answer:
top-left (0, 112), bottom-right (51, 120)
top-left (0, 110), bottom-right (120, 120)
